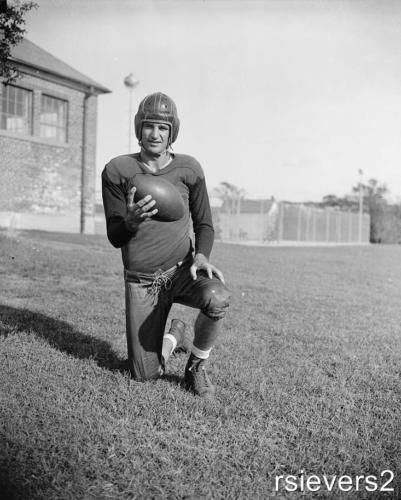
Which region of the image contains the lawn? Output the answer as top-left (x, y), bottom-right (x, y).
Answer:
top-left (0, 229), bottom-right (400, 499)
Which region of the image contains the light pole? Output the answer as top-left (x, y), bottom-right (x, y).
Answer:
top-left (358, 168), bottom-right (364, 243)
top-left (123, 73), bottom-right (139, 153)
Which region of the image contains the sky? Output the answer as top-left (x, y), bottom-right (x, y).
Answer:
top-left (23, 0), bottom-right (401, 202)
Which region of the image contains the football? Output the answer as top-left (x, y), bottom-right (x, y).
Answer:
top-left (133, 174), bottom-right (186, 221)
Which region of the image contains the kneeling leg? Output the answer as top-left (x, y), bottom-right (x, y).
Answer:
top-left (125, 280), bottom-right (171, 381)
top-left (174, 273), bottom-right (230, 358)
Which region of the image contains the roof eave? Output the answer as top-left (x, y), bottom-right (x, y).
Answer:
top-left (9, 58), bottom-right (112, 95)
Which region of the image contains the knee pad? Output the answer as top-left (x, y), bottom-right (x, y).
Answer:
top-left (201, 283), bottom-right (230, 320)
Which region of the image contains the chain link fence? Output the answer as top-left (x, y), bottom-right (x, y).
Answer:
top-left (213, 201), bottom-right (370, 244)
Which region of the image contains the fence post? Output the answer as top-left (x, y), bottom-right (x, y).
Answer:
top-left (237, 198), bottom-right (240, 241)
top-left (305, 207), bottom-right (310, 241)
top-left (278, 203), bottom-right (284, 242)
top-left (348, 210), bottom-right (352, 243)
top-left (312, 208), bottom-right (317, 242)
top-left (335, 212), bottom-right (341, 242)
top-left (326, 209), bottom-right (330, 242)
top-left (297, 206), bottom-right (302, 241)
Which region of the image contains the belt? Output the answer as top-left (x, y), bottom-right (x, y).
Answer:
top-left (124, 261), bottom-right (183, 283)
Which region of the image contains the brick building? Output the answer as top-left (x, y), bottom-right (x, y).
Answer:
top-left (0, 38), bottom-right (110, 233)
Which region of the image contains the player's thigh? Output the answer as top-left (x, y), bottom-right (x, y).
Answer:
top-left (172, 269), bottom-right (230, 319)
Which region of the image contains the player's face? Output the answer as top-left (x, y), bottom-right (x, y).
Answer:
top-left (141, 122), bottom-right (170, 155)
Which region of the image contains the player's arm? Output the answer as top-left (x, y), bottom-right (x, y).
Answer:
top-left (188, 175), bottom-right (224, 283)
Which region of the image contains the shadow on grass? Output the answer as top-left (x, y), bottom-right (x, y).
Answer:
top-left (0, 304), bottom-right (126, 373)
top-left (162, 373), bottom-right (183, 386)
top-left (0, 473), bottom-right (30, 500)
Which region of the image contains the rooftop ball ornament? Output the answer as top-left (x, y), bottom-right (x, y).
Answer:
top-left (124, 73), bottom-right (140, 152)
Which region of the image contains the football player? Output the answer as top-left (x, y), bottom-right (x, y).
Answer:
top-left (102, 92), bottom-right (230, 398)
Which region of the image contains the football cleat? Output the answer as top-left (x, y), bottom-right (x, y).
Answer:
top-left (184, 355), bottom-right (215, 399)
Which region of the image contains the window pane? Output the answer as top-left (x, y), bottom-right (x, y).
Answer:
top-left (8, 85), bottom-right (15, 100)
top-left (16, 88), bottom-right (23, 103)
top-left (40, 94), bottom-right (67, 142)
top-left (0, 84), bottom-right (32, 134)
top-left (40, 124), bottom-right (57, 139)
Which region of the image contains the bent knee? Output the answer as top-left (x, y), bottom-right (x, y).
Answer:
top-left (128, 361), bottom-right (162, 381)
top-left (201, 282), bottom-right (231, 320)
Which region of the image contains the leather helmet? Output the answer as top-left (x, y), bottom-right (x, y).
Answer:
top-left (134, 92), bottom-right (180, 144)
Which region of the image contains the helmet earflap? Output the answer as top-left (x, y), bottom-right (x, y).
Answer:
top-left (135, 92), bottom-right (180, 144)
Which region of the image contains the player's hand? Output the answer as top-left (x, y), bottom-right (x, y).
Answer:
top-left (125, 186), bottom-right (158, 231)
top-left (190, 253), bottom-right (225, 283)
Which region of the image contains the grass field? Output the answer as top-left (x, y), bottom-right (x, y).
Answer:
top-left (0, 229), bottom-right (400, 499)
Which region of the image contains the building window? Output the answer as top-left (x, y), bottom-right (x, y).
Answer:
top-left (0, 84), bottom-right (33, 134)
top-left (40, 94), bottom-right (68, 142)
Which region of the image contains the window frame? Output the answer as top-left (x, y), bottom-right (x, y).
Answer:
top-left (39, 93), bottom-right (69, 143)
top-left (0, 83), bottom-right (33, 136)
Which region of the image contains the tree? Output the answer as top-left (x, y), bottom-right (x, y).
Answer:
top-left (320, 178), bottom-right (400, 243)
top-left (352, 178), bottom-right (389, 243)
top-left (214, 182), bottom-right (246, 215)
top-left (0, 0), bottom-right (37, 83)
top-left (319, 194), bottom-right (359, 211)
top-left (378, 203), bottom-right (401, 244)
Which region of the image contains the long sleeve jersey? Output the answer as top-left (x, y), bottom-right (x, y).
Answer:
top-left (101, 153), bottom-right (214, 273)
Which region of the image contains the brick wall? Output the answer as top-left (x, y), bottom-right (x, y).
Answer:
top-left (0, 73), bottom-right (98, 233)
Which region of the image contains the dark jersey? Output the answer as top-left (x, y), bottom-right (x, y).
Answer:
top-left (102, 153), bottom-right (214, 273)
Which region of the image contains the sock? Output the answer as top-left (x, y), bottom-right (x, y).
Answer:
top-left (190, 344), bottom-right (212, 360)
top-left (161, 333), bottom-right (177, 364)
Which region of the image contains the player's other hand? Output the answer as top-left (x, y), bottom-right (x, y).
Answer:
top-left (190, 253), bottom-right (225, 283)
top-left (125, 186), bottom-right (158, 232)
